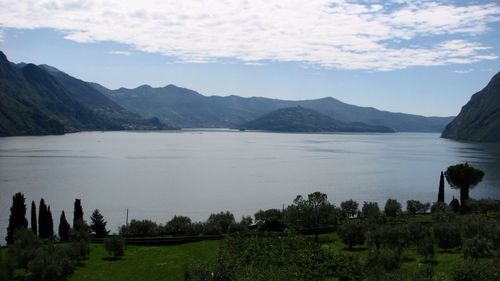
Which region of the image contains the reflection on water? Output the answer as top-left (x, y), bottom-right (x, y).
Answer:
top-left (0, 131), bottom-right (498, 243)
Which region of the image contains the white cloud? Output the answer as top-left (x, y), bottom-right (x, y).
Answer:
top-left (0, 0), bottom-right (499, 70)
top-left (109, 50), bottom-right (132, 56)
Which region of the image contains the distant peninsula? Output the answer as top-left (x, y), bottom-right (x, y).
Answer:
top-left (240, 106), bottom-right (395, 133)
top-left (441, 71), bottom-right (500, 142)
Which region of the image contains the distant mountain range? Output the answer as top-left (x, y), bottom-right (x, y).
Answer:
top-left (96, 84), bottom-right (454, 132)
top-left (241, 106), bottom-right (394, 133)
top-left (1, 50), bottom-right (457, 137)
top-left (0, 52), bottom-right (171, 137)
top-left (442, 72), bottom-right (500, 142)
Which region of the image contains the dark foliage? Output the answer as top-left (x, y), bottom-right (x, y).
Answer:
top-left (89, 209), bottom-right (109, 238)
top-left (338, 221), bottom-right (366, 249)
top-left (119, 219), bottom-right (160, 237)
top-left (30, 201), bottom-right (37, 236)
top-left (445, 163), bottom-right (484, 212)
top-left (73, 199), bottom-right (84, 230)
top-left (8, 229), bottom-right (42, 270)
top-left (28, 244), bottom-right (75, 281)
top-left (38, 199), bottom-right (49, 239)
top-left (406, 200), bottom-right (430, 215)
top-left (340, 199), bottom-right (359, 219)
top-left (104, 236), bottom-right (125, 258)
top-left (384, 199), bottom-right (402, 218)
top-left (207, 211), bottom-right (235, 234)
top-left (361, 201), bottom-right (381, 221)
top-left (165, 216), bottom-right (193, 235)
top-left (438, 171), bottom-right (445, 203)
top-left (6, 193), bottom-right (28, 244)
top-left (433, 222), bottom-right (462, 251)
top-left (58, 211), bottom-right (71, 242)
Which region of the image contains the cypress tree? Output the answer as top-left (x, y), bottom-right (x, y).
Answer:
top-left (438, 171), bottom-right (445, 203)
top-left (6, 192), bottom-right (28, 244)
top-left (58, 211), bottom-right (71, 241)
top-left (89, 209), bottom-right (109, 238)
top-left (47, 206), bottom-right (54, 240)
top-left (38, 199), bottom-right (48, 239)
top-left (31, 200), bottom-right (37, 236)
top-left (73, 199), bottom-right (84, 230)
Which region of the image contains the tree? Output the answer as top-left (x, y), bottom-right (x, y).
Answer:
top-left (6, 193), bottom-right (28, 245)
top-left (73, 199), bottom-right (84, 230)
top-left (433, 222), bottom-right (461, 252)
top-left (340, 199), bottom-right (359, 219)
top-left (438, 171), bottom-right (445, 203)
top-left (89, 209), bottom-right (108, 238)
top-left (47, 206), bottom-right (54, 240)
top-left (291, 192), bottom-right (333, 240)
top-left (38, 199), bottom-right (48, 239)
top-left (338, 221), bottom-right (366, 250)
top-left (445, 163), bottom-right (484, 213)
top-left (207, 211), bottom-right (235, 234)
top-left (59, 211), bottom-right (71, 242)
top-left (384, 199), bottom-right (402, 218)
top-left (8, 229), bottom-right (42, 271)
top-left (361, 201), bottom-right (381, 220)
top-left (416, 232), bottom-right (435, 262)
top-left (31, 201), bottom-right (37, 236)
top-left (104, 236), bottom-right (125, 259)
top-left (254, 209), bottom-right (284, 232)
top-left (165, 216), bottom-right (192, 235)
top-left (406, 200), bottom-right (430, 215)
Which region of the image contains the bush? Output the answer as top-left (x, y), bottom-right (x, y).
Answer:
top-left (0, 251), bottom-right (15, 281)
top-left (416, 232), bottom-right (435, 262)
top-left (67, 229), bottom-right (90, 262)
top-left (433, 222), bottom-right (461, 251)
top-left (338, 221), bottom-right (366, 250)
top-left (104, 236), bottom-right (125, 258)
top-left (384, 199), bottom-right (402, 218)
top-left (413, 264), bottom-right (434, 281)
top-left (28, 244), bottom-right (75, 281)
top-left (462, 236), bottom-right (493, 260)
top-left (451, 260), bottom-right (491, 281)
top-left (8, 229), bottom-right (42, 270)
top-left (366, 247), bottom-right (402, 271)
top-left (328, 252), bottom-right (365, 281)
top-left (460, 215), bottom-right (494, 240)
top-left (119, 219), bottom-right (160, 237)
top-left (406, 200), bottom-right (430, 215)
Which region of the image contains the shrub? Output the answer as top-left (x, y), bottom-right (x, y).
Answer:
top-left (328, 252), bottom-right (365, 281)
top-left (462, 236), bottom-right (493, 260)
top-left (0, 251), bottom-right (15, 281)
top-left (416, 232), bottom-right (435, 262)
top-left (433, 222), bottom-right (461, 251)
top-left (431, 202), bottom-right (455, 222)
top-left (384, 199), bottom-right (402, 218)
top-left (413, 264), bottom-right (434, 281)
top-left (8, 229), bottom-right (42, 270)
top-left (104, 236), bottom-right (125, 258)
top-left (460, 214), bottom-right (494, 240)
top-left (451, 260), bottom-right (490, 281)
top-left (338, 221), bottom-right (366, 249)
top-left (28, 244), bottom-right (75, 281)
top-left (406, 200), bottom-right (430, 215)
top-left (366, 247), bottom-right (401, 271)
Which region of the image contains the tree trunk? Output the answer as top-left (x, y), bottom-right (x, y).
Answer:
top-left (460, 187), bottom-right (470, 213)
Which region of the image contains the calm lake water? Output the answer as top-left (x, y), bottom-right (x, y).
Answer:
top-left (1, 130), bottom-right (499, 241)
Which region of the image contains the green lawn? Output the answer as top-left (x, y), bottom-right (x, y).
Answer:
top-left (70, 241), bottom-right (219, 281)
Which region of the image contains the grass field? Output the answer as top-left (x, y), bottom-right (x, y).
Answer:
top-left (68, 230), bottom-right (465, 281)
top-left (70, 241), bottom-right (218, 281)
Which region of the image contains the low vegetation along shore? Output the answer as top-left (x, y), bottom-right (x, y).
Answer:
top-left (1, 162), bottom-right (499, 281)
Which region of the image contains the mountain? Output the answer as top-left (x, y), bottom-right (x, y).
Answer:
top-left (441, 72), bottom-right (500, 142)
top-left (241, 106), bottom-right (394, 133)
top-left (38, 65), bottom-right (173, 130)
top-left (0, 51), bottom-right (169, 137)
top-left (97, 84), bottom-right (453, 132)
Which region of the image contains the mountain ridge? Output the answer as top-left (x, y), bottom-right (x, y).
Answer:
top-left (441, 71), bottom-right (500, 142)
top-left (96, 83), bottom-right (454, 131)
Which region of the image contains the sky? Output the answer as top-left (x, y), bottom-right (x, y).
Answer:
top-left (0, 0), bottom-right (499, 117)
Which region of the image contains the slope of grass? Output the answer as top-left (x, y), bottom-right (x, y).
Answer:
top-left (70, 241), bottom-right (218, 281)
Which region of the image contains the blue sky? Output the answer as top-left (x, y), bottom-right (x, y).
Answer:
top-left (1, 0), bottom-right (499, 117)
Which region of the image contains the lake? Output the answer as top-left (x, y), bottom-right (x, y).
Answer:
top-left (1, 130), bottom-right (499, 242)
